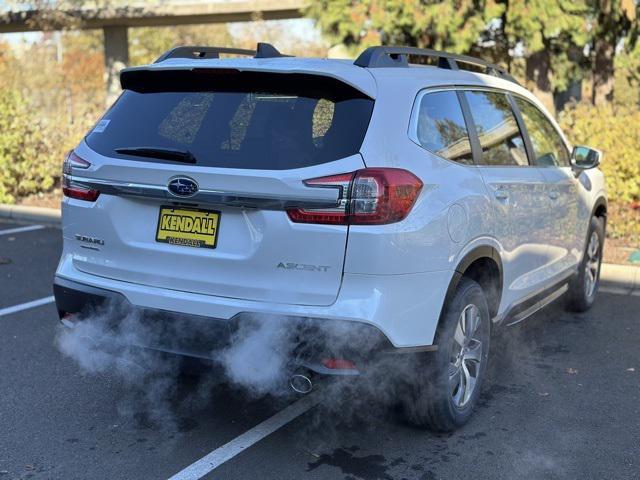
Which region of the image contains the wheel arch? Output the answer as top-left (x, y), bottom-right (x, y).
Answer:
top-left (443, 246), bottom-right (504, 321)
top-left (580, 196), bottom-right (607, 256)
top-left (591, 196), bottom-right (608, 225)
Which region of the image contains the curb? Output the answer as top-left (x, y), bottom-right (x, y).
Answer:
top-left (0, 204), bottom-right (61, 226)
top-left (0, 203), bottom-right (638, 293)
top-left (600, 263), bottom-right (640, 295)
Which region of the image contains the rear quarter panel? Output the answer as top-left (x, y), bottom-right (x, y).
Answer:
top-left (349, 72), bottom-right (495, 276)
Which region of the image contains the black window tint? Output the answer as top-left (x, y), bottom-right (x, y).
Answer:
top-left (465, 91), bottom-right (529, 166)
top-left (514, 98), bottom-right (570, 167)
top-left (415, 91), bottom-right (473, 165)
top-left (86, 72), bottom-right (374, 170)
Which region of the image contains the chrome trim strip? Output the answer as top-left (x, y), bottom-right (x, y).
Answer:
top-left (66, 174), bottom-right (340, 210)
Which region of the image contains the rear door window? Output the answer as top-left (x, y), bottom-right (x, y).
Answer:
top-left (465, 90), bottom-right (529, 166)
top-left (513, 97), bottom-right (570, 167)
top-left (412, 90), bottom-right (473, 165)
top-left (86, 71), bottom-right (374, 170)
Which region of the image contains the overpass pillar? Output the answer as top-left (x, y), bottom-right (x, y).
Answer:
top-left (103, 25), bottom-right (129, 106)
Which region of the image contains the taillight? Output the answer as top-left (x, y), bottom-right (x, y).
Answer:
top-left (62, 151), bottom-right (100, 202)
top-left (287, 168), bottom-right (422, 225)
top-left (287, 172), bottom-right (354, 225)
top-left (62, 184), bottom-right (100, 202)
top-left (62, 150), bottom-right (91, 174)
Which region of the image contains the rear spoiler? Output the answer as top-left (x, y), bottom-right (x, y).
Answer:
top-left (119, 68), bottom-right (374, 100)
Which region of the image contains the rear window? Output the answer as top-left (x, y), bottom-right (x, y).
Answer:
top-left (86, 70), bottom-right (374, 170)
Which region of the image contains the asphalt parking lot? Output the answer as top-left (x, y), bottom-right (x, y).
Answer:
top-left (1, 219), bottom-right (639, 480)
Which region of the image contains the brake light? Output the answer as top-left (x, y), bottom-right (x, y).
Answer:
top-left (62, 184), bottom-right (100, 202)
top-left (62, 151), bottom-right (99, 202)
top-left (287, 168), bottom-right (422, 225)
top-left (287, 172), bottom-right (354, 225)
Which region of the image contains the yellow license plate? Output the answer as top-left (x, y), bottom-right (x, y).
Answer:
top-left (156, 206), bottom-right (220, 249)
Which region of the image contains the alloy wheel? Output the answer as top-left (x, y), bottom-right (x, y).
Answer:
top-left (449, 304), bottom-right (484, 408)
top-left (584, 231), bottom-right (600, 299)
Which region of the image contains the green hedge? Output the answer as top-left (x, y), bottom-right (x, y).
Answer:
top-left (559, 102), bottom-right (640, 203)
top-left (0, 89), bottom-right (60, 203)
top-left (559, 102), bottom-right (640, 243)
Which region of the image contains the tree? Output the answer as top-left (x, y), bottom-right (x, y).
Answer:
top-left (128, 24), bottom-right (231, 65)
top-left (502, 0), bottom-right (590, 112)
top-left (614, 40), bottom-right (640, 104)
top-left (588, 0), bottom-right (638, 105)
top-left (307, 0), bottom-right (591, 113)
top-left (307, 0), bottom-right (502, 56)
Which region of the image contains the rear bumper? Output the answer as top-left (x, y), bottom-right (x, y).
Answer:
top-left (54, 276), bottom-right (434, 376)
top-left (55, 253), bottom-right (452, 349)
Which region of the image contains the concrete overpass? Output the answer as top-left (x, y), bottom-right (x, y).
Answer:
top-left (0, 1), bottom-right (309, 102)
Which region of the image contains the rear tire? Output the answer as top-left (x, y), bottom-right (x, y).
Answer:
top-left (566, 216), bottom-right (604, 313)
top-left (402, 278), bottom-right (490, 432)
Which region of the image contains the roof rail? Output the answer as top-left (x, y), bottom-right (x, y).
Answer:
top-left (154, 42), bottom-right (285, 63)
top-left (353, 46), bottom-right (520, 85)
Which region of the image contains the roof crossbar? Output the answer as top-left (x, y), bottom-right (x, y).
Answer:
top-left (154, 42), bottom-right (285, 63)
top-left (354, 46), bottom-right (520, 85)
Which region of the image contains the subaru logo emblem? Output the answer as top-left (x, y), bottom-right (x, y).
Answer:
top-left (168, 177), bottom-right (199, 198)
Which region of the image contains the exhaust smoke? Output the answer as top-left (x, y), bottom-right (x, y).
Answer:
top-left (214, 314), bottom-right (293, 397)
top-left (55, 300), bottom-right (430, 431)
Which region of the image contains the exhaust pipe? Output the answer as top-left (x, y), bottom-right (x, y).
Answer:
top-left (60, 312), bottom-right (80, 328)
top-left (289, 372), bottom-right (313, 394)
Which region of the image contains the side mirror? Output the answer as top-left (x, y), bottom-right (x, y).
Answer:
top-left (571, 146), bottom-right (601, 170)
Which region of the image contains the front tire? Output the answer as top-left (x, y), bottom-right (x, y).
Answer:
top-left (566, 216), bottom-right (604, 313)
top-left (402, 278), bottom-right (490, 431)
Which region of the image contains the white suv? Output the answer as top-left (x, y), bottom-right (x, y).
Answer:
top-left (54, 43), bottom-right (607, 430)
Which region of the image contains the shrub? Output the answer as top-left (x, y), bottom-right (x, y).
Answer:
top-left (607, 201), bottom-right (640, 244)
top-left (559, 102), bottom-right (640, 203)
top-left (560, 102), bottom-right (640, 243)
top-left (0, 89), bottom-right (58, 203)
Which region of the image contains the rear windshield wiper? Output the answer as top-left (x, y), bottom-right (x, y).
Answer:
top-left (115, 147), bottom-right (196, 164)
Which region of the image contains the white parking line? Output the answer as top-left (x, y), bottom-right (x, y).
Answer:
top-left (0, 224), bottom-right (44, 236)
top-left (0, 296), bottom-right (55, 317)
top-left (168, 391), bottom-right (321, 480)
